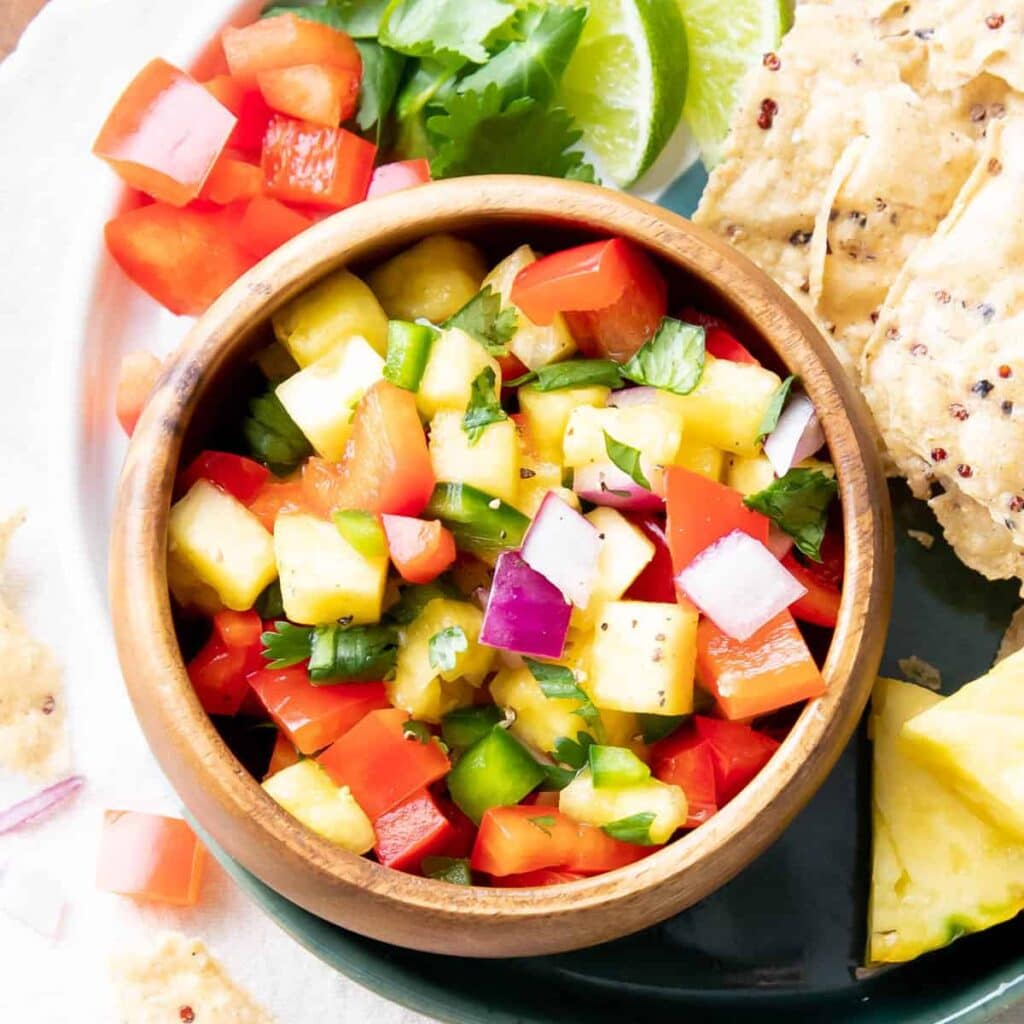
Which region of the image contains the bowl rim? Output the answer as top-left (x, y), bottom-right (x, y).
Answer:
top-left (109, 175), bottom-right (893, 955)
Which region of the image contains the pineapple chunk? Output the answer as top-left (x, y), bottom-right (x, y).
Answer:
top-left (726, 453), bottom-right (775, 496)
top-left (417, 328), bottom-right (502, 420)
top-left (272, 268), bottom-right (389, 365)
top-left (674, 439), bottom-right (724, 481)
top-left (254, 342), bottom-right (299, 382)
top-left (518, 384), bottom-right (610, 464)
top-left (274, 512), bottom-right (387, 625)
top-left (514, 447), bottom-right (577, 518)
top-left (589, 601), bottom-right (697, 715)
top-left (263, 760), bottom-right (375, 853)
top-left (167, 549), bottom-right (224, 616)
top-left (562, 405), bottom-right (683, 471)
top-left (368, 234), bottom-right (487, 322)
top-left (275, 336), bottom-right (384, 461)
top-left (389, 598), bottom-right (494, 722)
top-left (481, 245), bottom-right (577, 369)
top-left (559, 768), bottom-right (687, 845)
top-left (168, 480), bottom-right (277, 611)
top-left (902, 649), bottom-right (1024, 841)
top-left (868, 678), bottom-right (1024, 964)
top-left (429, 411), bottom-right (520, 505)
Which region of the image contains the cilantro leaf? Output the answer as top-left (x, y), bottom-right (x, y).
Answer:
top-left (444, 285), bottom-right (517, 355)
top-left (422, 855), bottom-right (472, 885)
top-left (403, 719), bottom-right (433, 744)
top-left (262, 0), bottom-right (390, 37)
top-left (428, 625), bottom-right (468, 672)
top-left (396, 58), bottom-right (461, 121)
top-left (552, 731), bottom-right (595, 769)
top-left (758, 375), bottom-right (796, 440)
top-left (541, 763), bottom-right (578, 790)
top-left (254, 580), bottom-right (285, 620)
top-left (308, 623), bottom-right (400, 682)
top-left (427, 85), bottom-right (596, 181)
top-left (637, 713), bottom-right (686, 745)
top-left (509, 359), bottom-right (623, 392)
top-left (528, 814), bottom-right (557, 835)
top-left (380, 0), bottom-right (517, 64)
top-left (355, 41), bottom-right (407, 137)
top-left (261, 622), bottom-right (313, 669)
top-left (243, 388), bottom-right (313, 476)
top-left (388, 578), bottom-right (461, 625)
top-left (601, 812), bottom-right (658, 846)
top-left (462, 368), bottom-right (508, 444)
top-left (525, 660), bottom-right (604, 739)
top-left (621, 318), bottom-right (705, 396)
top-left (603, 431), bottom-right (651, 491)
top-left (744, 467), bottom-right (838, 561)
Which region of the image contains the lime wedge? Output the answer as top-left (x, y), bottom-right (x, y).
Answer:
top-left (556, 0), bottom-right (689, 188)
top-left (679, 0), bottom-right (792, 168)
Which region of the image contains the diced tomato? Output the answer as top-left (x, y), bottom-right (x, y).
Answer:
top-left (367, 159), bottom-right (433, 199)
top-left (697, 611), bottom-right (827, 722)
top-left (262, 115), bottom-right (376, 209)
top-left (204, 75), bottom-right (274, 153)
top-left (317, 708), bottom-right (450, 820)
top-left (236, 196), bottom-right (313, 260)
top-left (248, 668), bottom-right (389, 755)
top-left (104, 203), bottom-right (253, 316)
top-left (264, 731), bottom-right (300, 779)
top-left (257, 64), bottom-right (359, 127)
top-left (623, 514), bottom-right (676, 603)
top-left (222, 13), bottom-right (361, 85)
top-left (93, 59), bottom-right (237, 207)
top-left (664, 467), bottom-right (771, 574)
top-left (247, 477), bottom-right (310, 531)
top-left (381, 515), bottom-right (457, 584)
top-left (96, 811), bottom-right (205, 906)
top-left (784, 553), bottom-right (841, 628)
top-left (179, 450), bottom-right (269, 503)
top-left (497, 869), bottom-right (587, 887)
top-left (651, 729), bottom-right (718, 827)
top-left (678, 306), bottom-right (760, 366)
top-left (471, 805), bottom-right (576, 875)
top-left (199, 153), bottom-right (263, 204)
top-left (115, 351), bottom-right (162, 437)
top-left (692, 716), bottom-right (780, 804)
top-left (373, 789), bottom-right (456, 872)
top-left (302, 382), bottom-right (435, 516)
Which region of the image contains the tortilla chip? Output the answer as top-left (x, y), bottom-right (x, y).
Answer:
top-left (930, 2), bottom-right (1024, 93)
top-left (995, 604), bottom-right (1024, 663)
top-left (930, 489), bottom-right (1024, 584)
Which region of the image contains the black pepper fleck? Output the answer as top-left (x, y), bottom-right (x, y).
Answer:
top-left (972, 379), bottom-right (995, 397)
top-left (978, 302), bottom-right (996, 322)
top-left (788, 229), bottom-right (812, 246)
top-left (519, 468), bottom-right (536, 479)
top-left (600, 622), bottom-right (608, 631)
top-left (1003, 400), bottom-right (1015, 415)
top-left (914, 27), bottom-right (935, 39)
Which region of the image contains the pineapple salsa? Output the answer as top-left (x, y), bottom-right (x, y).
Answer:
top-left (167, 233), bottom-right (841, 885)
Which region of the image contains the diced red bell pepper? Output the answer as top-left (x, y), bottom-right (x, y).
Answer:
top-left (212, 608), bottom-right (263, 650)
top-left (497, 351), bottom-right (530, 385)
top-left (235, 196), bottom-right (313, 260)
top-left (381, 515), bottom-right (457, 584)
top-left (697, 611), bottom-right (827, 722)
top-left (264, 731), bottom-right (300, 779)
top-left (104, 203), bottom-right (253, 316)
top-left (367, 159), bottom-right (433, 199)
top-left (246, 478), bottom-right (311, 531)
top-left (115, 351), bottom-right (162, 437)
top-left (199, 153), bottom-right (263, 204)
top-left (497, 869), bottom-right (588, 887)
top-left (257, 64), bottom-right (360, 127)
top-left (678, 306), bottom-right (760, 366)
top-left (188, 609), bottom-right (264, 716)
top-left (179, 450), bottom-right (270, 504)
top-left (436, 799), bottom-right (478, 858)
top-left (664, 467), bottom-right (771, 574)
top-left (317, 708), bottom-right (450, 820)
top-left (651, 729), bottom-right (718, 827)
top-left (373, 789), bottom-right (457, 872)
top-left (783, 553), bottom-right (841, 628)
top-left (302, 382), bottom-right (435, 517)
top-left (96, 811), bottom-right (205, 906)
top-left (262, 115), bottom-right (376, 209)
top-left (93, 59), bottom-right (237, 207)
top-left (222, 13), bottom-right (361, 85)
top-left (204, 75), bottom-right (274, 154)
top-left (248, 667), bottom-right (390, 755)
top-left (563, 823), bottom-right (655, 874)
top-left (623, 514), bottom-right (676, 603)
top-left (692, 716), bottom-right (780, 804)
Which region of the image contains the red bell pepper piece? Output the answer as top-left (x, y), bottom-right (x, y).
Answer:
top-left (381, 515), bottom-right (457, 584)
top-left (692, 717), bottom-right (780, 804)
top-left (199, 153), bottom-right (263, 204)
top-left (264, 731), bottom-right (300, 780)
top-left (246, 477), bottom-right (311, 531)
top-left (563, 822), bottom-right (655, 874)
top-left (204, 75), bottom-right (274, 154)
top-left (367, 159), bottom-right (433, 199)
top-left (235, 196), bottom-right (313, 260)
top-left (257, 64), bottom-right (360, 127)
top-left (93, 59), bottom-right (237, 207)
top-left (783, 553), bottom-right (841, 628)
top-left (623, 514), bottom-right (676, 603)
top-left (262, 115), bottom-right (376, 209)
top-left (179, 450), bottom-right (270, 504)
top-left (188, 610), bottom-right (264, 716)
top-left (664, 467), bottom-right (771, 574)
top-left (373, 789), bottom-right (457, 872)
top-left (248, 667), bottom-right (390, 755)
top-left (678, 306), bottom-right (760, 366)
top-left (651, 729), bottom-right (718, 827)
top-left (115, 351), bottom-right (162, 437)
top-left (96, 812), bottom-right (205, 906)
top-left (436, 799), bottom-right (478, 858)
top-left (317, 708), bottom-right (450, 820)
top-left (497, 869), bottom-right (588, 887)
top-left (104, 203), bottom-right (253, 316)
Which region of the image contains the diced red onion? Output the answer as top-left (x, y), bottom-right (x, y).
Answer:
top-left (763, 393), bottom-right (825, 477)
top-left (677, 530), bottom-right (807, 641)
top-left (766, 523), bottom-right (794, 561)
top-left (606, 386), bottom-right (658, 408)
top-left (573, 463), bottom-right (663, 511)
top-left (0, 776), bottom-right (84, 836)
top-left (0, 863), bottom-right (66, 938)
top-left (521, 492), bottom-right (601, 608)
top-left (481, 552), bottom-right (570, 658)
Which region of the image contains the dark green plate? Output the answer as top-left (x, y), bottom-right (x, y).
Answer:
top-left (200, 169), bottom-right (1024, 1023)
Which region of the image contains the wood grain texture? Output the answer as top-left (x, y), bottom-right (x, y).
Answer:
top-left (0, 0), bottom-right (47, 59)
top-left (109, 176), bottom-right (893, 957)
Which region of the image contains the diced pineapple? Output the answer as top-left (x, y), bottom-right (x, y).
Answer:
top-left (589, 601), bottom-right (697, 715)
top-left (168, 480), bottom-right (277, 611)
top-left (867, 678), bottom-right (1024, 964)
top-left (559, 768), bottom-right (687, 844)
top-left (518, 384), bottom-right (610, 464)
top-left (389, 598), bottom-right (494, 722)
top-left (368, 234), bottom-right (487, 323)
top-left (275, 336), bottom-right (384, 461)
top-left (902, 648), bottom-right (1024, 841)
top-left (429, 411), bottom-right (520, 505)
top-left (673, 439), bottom-right (724, 481)
top-left (272, 268), bottom-right (389, 365)
top-left (562, 405), bottom-right (683, 471)
top-left (725, 453), bottom-right (776, 496)
top-left (263, 760), bottom-right (375, 853)
top-left (799, 457), bottom-right (836, 478)
top-left (274, 512), bottom-right (387, 625)
top-left (481, 245), bottom-right (577, 369)
top-left (417, 328), bottom-right (502, 420)
top-left (514, 448), bottom-right (576, 518)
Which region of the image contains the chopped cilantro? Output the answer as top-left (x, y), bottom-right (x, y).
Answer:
top-left (525, 659), bottom-right (604, 739)
top-left (380, 0), bottom-right (516, 64)
top-left (428, 625), bottom-right (468, 672)
top-left (528, 814), bottom-right (557, 836)
top-left (621, 317), bottom-right (705, 395)
top-left (422, 855), bottom-right (472, 885)
top-left (261, 621), bottom-right (313, 669)
top-left (603, 431), bottom-right (651, 491)
top-left (462, 368), bottom-right (508, 444)
top-left (307, 623), bottom-right (400, 682)
top-left (509, 359), bottom-right (624, 392)
top-left (758, 375), bottom-right (796, 440)
top-left (403, 720), bottom-right (433, 744)
top-left (601, 812), bottom-right (658, 846)
top-left (243, 388), bottom-right (312, 476)
top-left (444, 286), bottom-right (518, 356)
top-left (355, 41), bottom-right (407, 138)
top-left (744, 467), bottom-right (838, 561)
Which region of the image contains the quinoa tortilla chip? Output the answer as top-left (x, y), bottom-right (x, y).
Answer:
top-left (929, 2), bottom-right (1024, 94)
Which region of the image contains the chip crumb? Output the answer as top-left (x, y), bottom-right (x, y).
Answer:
top-left (907, 529), bottom-right (935, 549)
top-left (994, 605), bottom-right (1024, 664)
top-left (897, 655), bottom-right (942, 691)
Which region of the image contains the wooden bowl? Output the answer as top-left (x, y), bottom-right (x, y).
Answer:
top-left (109, 176), bottom-right (892, 957)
